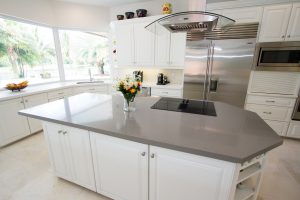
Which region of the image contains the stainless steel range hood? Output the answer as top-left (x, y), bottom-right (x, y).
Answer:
top-left (145, 11), bottom-right (235, 34)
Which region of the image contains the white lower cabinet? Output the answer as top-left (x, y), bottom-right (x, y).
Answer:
top-left (149, 146), bottom-right (236, 200)
top-left (90, 132), bottom-right (148, 200)
top-left (265, 120), bottom-right (289, 136)
top-left (43, 122), bottom-right (96, 191)
top-left (0, 98), bottom-right (30, 146)
top-left (287, 120), bottom-right (300, 139)
top-left (23, 93), bottom-right (48, 133)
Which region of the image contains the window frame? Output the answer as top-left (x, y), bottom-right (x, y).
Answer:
top-left (0, 14), bottom-right (109, 90)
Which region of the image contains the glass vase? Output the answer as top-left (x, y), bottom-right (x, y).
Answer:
top-left (123, 98), bottom-right (136, 112)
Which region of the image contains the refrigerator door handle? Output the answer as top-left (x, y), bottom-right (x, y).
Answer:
top-left (203, 43), bottom-right (211, 100)
top-left (207, 43), bottom-right (215, 96)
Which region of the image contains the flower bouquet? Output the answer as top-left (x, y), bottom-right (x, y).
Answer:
top-left (116, 76), bottom-right (141, 111)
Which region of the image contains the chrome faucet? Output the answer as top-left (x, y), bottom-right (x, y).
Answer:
top-left (88, 69), bottom-right (93, 82)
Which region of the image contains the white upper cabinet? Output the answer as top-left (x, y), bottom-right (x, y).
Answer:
top-left (169, 32), bottom-right (186, 67)
top-left (0, 98), bottom-right (30, 147)
top-left (149, 146), bottom-right (236, 200)
top-left (23, 93), bottom-right (48, 133)
top-left (222, 6), bottom-right (263, 23)
top-left (259, 4), bottom-right (292, 42)
top-left (286, 2), bottom-right (300, 41)
top-left (91, 132), bottom-right (148, 200)
top-left (134, 21), bottom-right (155, 66)
top-left (115, 23), bottom-right (134, 67)
top-left (155, 23), bottom-right (171, 66)
top-left (113, 16), bottom-right (186, 69)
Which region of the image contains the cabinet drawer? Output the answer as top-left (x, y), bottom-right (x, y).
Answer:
top-left (286, 120), bottom-right (300, 139)
top-left (245, 104), bottom-right (293, 121)
top-left (73, 85), bottom-right (107, 94)
top-left (47, 88), bottom-right (73, 99)
top-left (246, 95), bottom-right (296, 107)
top-left (151, 88), bottom-right (182, 98)
top-left (264, 120), bottom-right (289, 136)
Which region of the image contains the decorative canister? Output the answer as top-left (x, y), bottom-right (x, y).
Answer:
top-left (162, 2), bottom-right (172, 14)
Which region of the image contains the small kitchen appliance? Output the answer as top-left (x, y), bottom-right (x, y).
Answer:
top-left (157, 73), bottom-right (170, 85)
top-left (133, 71), bottom-right (143, 82)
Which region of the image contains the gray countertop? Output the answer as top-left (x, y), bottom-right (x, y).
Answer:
top-left (19, 93), bottom-right (283, 163)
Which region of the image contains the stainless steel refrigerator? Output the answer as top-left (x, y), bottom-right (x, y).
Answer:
top-left (183, 23), bottom-right (258, 108)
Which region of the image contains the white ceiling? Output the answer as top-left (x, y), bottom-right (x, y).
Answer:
top-left (55, 0), bottom-right (151, 7)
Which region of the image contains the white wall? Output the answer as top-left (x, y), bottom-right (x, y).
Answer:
top-left (52, 1), bottom-right (110, 31)
top-left (0, 0), bottom-right (110, 32)
top-left (0, 0), bottom-right (54, 25)
top-left (110, 0), bottom-right (206, 21)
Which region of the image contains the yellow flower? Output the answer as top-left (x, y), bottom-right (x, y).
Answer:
top-left (130, 88), bottom-right (136, 94)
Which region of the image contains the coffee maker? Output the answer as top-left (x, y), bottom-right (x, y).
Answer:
top-left (133, 71), bottom-right (143, 82)
top-left (157, 73), bottom-right (170, 85)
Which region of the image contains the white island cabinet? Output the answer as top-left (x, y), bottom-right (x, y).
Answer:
top-left (90, 132), bottom-right (148, 200)
top-left (43, 122), bottom-right (96, 191)
top-left (41, 121), bottom-right (267, 200)
top-left (149, 146), bottom-right (236, 200)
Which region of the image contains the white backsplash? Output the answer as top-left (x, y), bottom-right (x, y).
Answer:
top-left (111, 68), bottom-right (184, 85)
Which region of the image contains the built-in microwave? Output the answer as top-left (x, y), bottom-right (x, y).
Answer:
top-left (253, 41), bottom-right (300, 72)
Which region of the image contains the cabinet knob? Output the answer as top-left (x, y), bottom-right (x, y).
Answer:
top-left (263, 111), bottom-right (272, 115)
top-left (281, 35), bottom-right (285, 38)
top-left (151, 153), bottom-right (155, 158)
top-left (141, 152), bottom-right (146, 156)
top-left (265, 100), bottom-right (275, 103)
top-left (287, 35), bottom-right (291, 38)
top-left (62, 131), bottom-right (67, 135)
top-left (58, 130), bottom-right (63, 134)
top-left (20, 101), bottom-right (24, 104)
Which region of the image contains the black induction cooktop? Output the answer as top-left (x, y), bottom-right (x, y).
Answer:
top-left (151, 98), bottom-right (217, 117)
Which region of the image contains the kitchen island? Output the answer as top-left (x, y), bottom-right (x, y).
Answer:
top-left (19, 93), bottom-right (283, 200)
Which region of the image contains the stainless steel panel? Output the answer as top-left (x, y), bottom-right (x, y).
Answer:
top-left (183, 40), bottom-right (211, 100)
top-left (208, 39), bottom-right (256, 107)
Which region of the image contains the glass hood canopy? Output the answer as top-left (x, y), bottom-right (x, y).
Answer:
top-left (145, 11), bottom-right (235, 34)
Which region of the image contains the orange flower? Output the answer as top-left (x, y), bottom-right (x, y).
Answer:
top-left (130, 88), bottom-right (136, 93)
top-left (137, 82), bottom-right (141, 86)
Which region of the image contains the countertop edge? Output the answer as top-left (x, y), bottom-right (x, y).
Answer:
top-left (18, 110), bottom-right (282, 164)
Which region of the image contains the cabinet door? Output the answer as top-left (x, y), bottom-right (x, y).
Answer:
top-left (286, 3), bottom-right (300, 41)
top-left (259, 4), bottom-right (292, 42)
top-left (155, 23), bottom-right (171, 66)
top-left (169, 32), bottom-right (186, 67)
top-left (43, 122), bottom-right (71, 179)
top-left (287, 120), bottom-right (300, 139)
top-left (134, 21), bottom-right (155, 66)
top-left (24, 93), bottom-right (48, 133)
top-left (91, 132), bottom-right (148, 200)
top-left (222, 7), bottom-right (263, 23)
top-left (0, 98), bottom-right (30, 146)
top-left (65, 127), bottom-right (96, 191)
top-left (149, 146), bottom-right (236, 200)
top-left (115, 23), bottom-right (134, 67)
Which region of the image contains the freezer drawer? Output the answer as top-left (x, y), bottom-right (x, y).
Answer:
top-left (245, 104), bottom-right (293, 122)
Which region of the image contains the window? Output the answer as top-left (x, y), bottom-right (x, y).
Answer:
top-left (59, 30), bottom-right (109, 80)
top-left (0, 17), bottom-right (59, 87)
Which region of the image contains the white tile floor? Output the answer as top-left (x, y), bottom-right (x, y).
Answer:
top-left (0, 133), bottom-right (299, 200)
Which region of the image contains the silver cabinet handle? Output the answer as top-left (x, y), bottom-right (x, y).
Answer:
top-left (58, 130), bottom-right (63, 134)
top-left (141, 152), bottom-right (146, 156)
top-left (265, 100), bottom-right (275, 103)
top-left (281, 35), bottom-right (285, 38)
top-left (263, 111), bottom-right (272, 114)
top-left (151, 153), bottom-right (155, 158)
top-left (20, 101), bottom-right (24, 104)
top-left (287, 35), bottom-right (291, 38)
top-left (162, 91), bottom-right (168, 94)
top-left (62, 131), bottom-right (67, 135)
top-left (58, 92), bottom-right (64, 95)
top-left (25, 100), bottom-right (28, 103)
